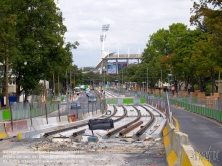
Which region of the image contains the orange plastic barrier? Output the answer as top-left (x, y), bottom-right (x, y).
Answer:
top-left (70, 114), bottom-right (76, 122)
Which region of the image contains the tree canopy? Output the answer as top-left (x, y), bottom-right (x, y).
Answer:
top-left (0, 0), bottom-right (79, 101)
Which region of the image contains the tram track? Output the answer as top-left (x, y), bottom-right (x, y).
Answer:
top-left (42, 105), bottom-right (157, 139)
top-left (135, 105), bottom-right (155, 137)
top-left (43, 105), bottom-right (120, 138)
top-left (108, 105), bottom-right (155, 138)
top-left (106, 106), bottom-right (141, 137)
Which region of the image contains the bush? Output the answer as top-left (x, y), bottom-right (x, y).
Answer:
top-left (194, 84), bottom-right (199, 90)
top-left (205, 84), bottom-right (212, 96)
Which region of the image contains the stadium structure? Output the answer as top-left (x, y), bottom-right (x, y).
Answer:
top-left (94, 24), bottom-right (142, 74)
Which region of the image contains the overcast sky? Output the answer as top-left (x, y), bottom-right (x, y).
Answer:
top-left (58, 0), bottom-right (195, 68)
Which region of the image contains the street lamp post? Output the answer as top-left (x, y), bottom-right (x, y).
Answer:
top-left (114, 80), bottom-right (118, 94)
top-left (168, 73), bottom-right (173, 92)
top-left (122, 70), bottom-right (123, 93)
top-left (103, 67), bottom-right (105, 88)
top-left (74, 73), bottom-right (76, 89)
top-left (146, 68), bottom-right (148, 95)
top-left (53, 73), bottom-right (55, 99)
top-left (166, 72), bottom-right (173, 123)
top-left (142, 82), bottom-right (146, 98)
top-left (66, 70), bottom-right (68, 95)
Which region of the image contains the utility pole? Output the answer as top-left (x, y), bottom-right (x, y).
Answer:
top-left (219, 71), bottom-right (221, 97)
top-left (146, 68), bottom-right (148, 94)
top-left (53, 73), bottom-right (55, 99)
top-left (44, 79), bottom-right (47, 101)
top-left (70, 70), bottom-right (72, 99)
top-left (104, 68), bottom-right (105, 88)
top-left (74, 73), bottom-right (75, 89)
top-left (161, 69), bottom-right (163, 90)
top-left (122, 69), bottom-right (123, 92)
top-left (66, 70), bottom-right (68, 95)
top-left (58, 75), bottom-right (60, 96)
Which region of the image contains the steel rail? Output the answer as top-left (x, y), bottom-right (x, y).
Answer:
top-left (103, 105), bottom-right (117, 119)
top-left (106, 106), bottom-right (141, 137)
top-left (135, 105), bottom-right (155, 137)
top-left (72, 129), bottom-right (86, 137)
top-left (43, 122), bottom-right (88, 137)
top-left (119, 121), bottom-right (143, 136)
top-left (43, 106), bottom-right (119, 137)
top-left (113, 105), bottom-right (127, 122)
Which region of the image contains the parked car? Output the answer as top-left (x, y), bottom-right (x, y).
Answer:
top-left (86, 88), bottom-right (90, 97)
top-left (71, 101), bottom-right (81, 109)
top-left (88, 95), bottom-right (97, 102)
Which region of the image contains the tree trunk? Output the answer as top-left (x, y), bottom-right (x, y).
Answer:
top-left (58, 75), bottom-right (60, 96)
top-left (16, 72), bottom-right (22, 102)
top-left (190, 67), bottom-right (195, 92)
top-left (53, 73), bottom-right (55, 98)
top-left (211, 67), bottom-right (215, 95)
top-left (16, 82), bottom-right (21, 102)
top-left (24, 91), bottom-right (28, 102)
top-left (199, 76), bottom-right (204, 92)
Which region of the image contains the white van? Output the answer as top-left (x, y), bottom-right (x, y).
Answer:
top-left (75, 87), bottom-right (81, 95)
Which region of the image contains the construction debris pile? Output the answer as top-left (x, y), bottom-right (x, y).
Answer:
top-left (30, 138), bottom-right (163, 154)
top-left (1, 137), bottom-right (167, 166)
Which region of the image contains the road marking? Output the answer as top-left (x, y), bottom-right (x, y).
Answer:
top-left (195, 152), bottom-right (213, 166)
top-left (172, 116), bottom-right (180, 131)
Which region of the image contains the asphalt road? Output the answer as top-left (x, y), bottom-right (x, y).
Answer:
top-left (67, 90), bottom-right (101, 115)
top-left (171, 106), bottom-right (222, 166)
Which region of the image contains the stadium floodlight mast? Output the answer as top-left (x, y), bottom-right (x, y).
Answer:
top-left (102, 24), bottom-right (110, 32)
top-left (100, 35), bottom-right (103, 42)
top-left (101, 24), bottom-right (110, 47)
top-left (100, 24), bottom-right (110, 74)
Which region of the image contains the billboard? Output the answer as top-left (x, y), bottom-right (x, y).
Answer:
top-left (118, 62), bottom-right (127, 71)
top-left (107, 62), bottom-right (127, 74)
top-left (107, 62), bottom-right (116, 74)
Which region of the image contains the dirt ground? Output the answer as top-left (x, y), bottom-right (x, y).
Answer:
top-left (0, 137), bottom-right (167, 166)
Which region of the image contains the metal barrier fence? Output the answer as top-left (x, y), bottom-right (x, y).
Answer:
top-left (104, 88), bottom-right (222, 122)
top-left (134, 92), bottom-right (222, 123)
top-left (170, 97), bottom-right (222, 123)
top-left (46, 95), bottom-right (68, 102)
top-left (104, 95), bottom-right (166, 109)
top-left (0, 101), bottom-right (60, 121)
top-left (94, 89), bottom-right (107, 114)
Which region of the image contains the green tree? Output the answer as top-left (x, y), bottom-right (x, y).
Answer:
top-left (0, 0), bottom-right (17, 107)
top-left (142, 23), bottom-right (189, 92)
top-left (190, 1), bottom-right (222, 94)
top-left (0, 0), bottom-right (79, 101)
top-left (0, 0), bottom-right (80, 102)
top-left (172, 29), bottom-right (203, 91)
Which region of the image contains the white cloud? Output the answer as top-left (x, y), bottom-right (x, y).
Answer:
top-left (59, 0), bottom-right (195, 67)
